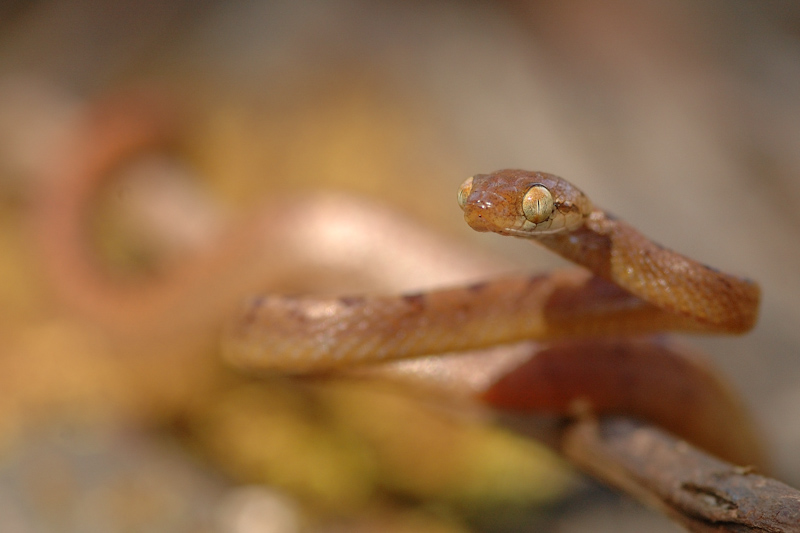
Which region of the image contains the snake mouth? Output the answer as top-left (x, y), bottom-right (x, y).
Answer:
top-left (501, 223), bottom-right (572, 238)
top-left (498, 227), bottom-right (530, 238)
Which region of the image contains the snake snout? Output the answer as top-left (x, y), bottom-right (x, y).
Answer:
top-left (463, 191), bottom-right (513, 233)
top-left (464, 211), bottom-right (491, 232)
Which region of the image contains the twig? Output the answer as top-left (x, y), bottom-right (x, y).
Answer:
top-left (561, 417), bottom-right (800, 532)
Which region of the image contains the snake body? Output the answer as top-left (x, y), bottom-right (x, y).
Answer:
top-left (223, 169), bottom-right (760, 373)
top-left (33, 95), bottom-right (764, 467)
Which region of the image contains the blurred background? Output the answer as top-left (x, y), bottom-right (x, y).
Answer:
top-left (0, 0), bottom-right (799, 531)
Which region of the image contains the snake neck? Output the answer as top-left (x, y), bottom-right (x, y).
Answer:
top-left (537, 210), bottom-right (759, 332)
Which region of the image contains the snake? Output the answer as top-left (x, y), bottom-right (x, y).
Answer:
top-left (223, 169), bottom-right (760, 373)
top-left (34, 93), bottom-right (764, 467)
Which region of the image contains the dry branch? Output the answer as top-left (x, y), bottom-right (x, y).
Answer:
top-left (561, 417), bottom-right (800, 532)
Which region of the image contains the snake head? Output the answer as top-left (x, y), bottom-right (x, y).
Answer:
top-left (458, 169), bottom-right (592, 237)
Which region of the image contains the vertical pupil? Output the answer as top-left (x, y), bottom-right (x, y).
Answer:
top-left (523, 184), bottom-right (554, 223)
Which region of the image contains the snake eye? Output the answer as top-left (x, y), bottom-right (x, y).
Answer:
top-left (522, 184), bottom-right (554, 223)
top-left (457, 176), bottom-right (474, 210)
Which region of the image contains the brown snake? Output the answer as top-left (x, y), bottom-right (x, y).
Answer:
top-left (35, 94), bottom-right (764, 468)
top-left (223, 170), bottom-right (760, 373)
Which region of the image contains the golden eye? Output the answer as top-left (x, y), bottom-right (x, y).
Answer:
top-left (457, 176), bottom-right (474, 210)
top-left (522, 184), bottom-right (554, 223)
